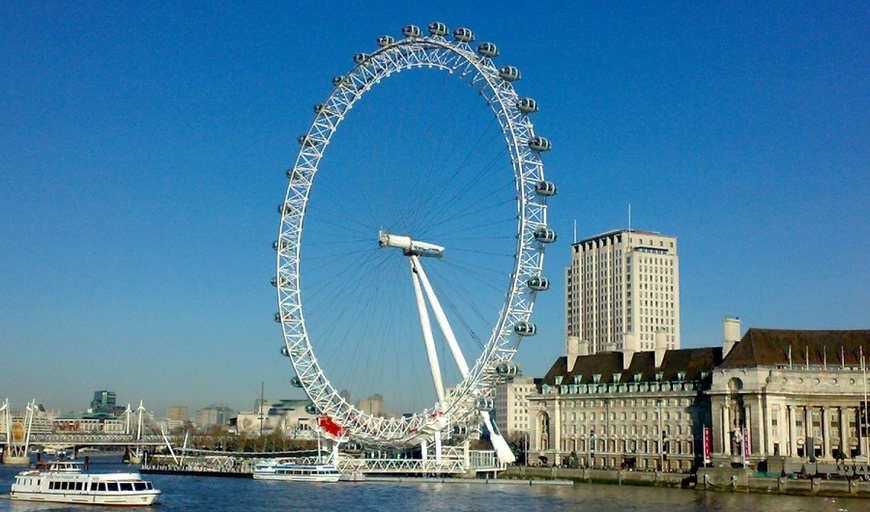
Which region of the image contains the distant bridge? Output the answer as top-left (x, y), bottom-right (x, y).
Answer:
top-left (1, 433), bottom-right (170, 449)
top-left (32, 434), bottom-right (168, 447)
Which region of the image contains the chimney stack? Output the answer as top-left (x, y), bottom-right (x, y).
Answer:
top-left (566, 336), bottom-right (580, 370)
top-left (654, 330), bottom-right (667, 367)
top-left (622, 332), bottom-right (637, 370)
top-left (723, 317), bottom-right (741, 357)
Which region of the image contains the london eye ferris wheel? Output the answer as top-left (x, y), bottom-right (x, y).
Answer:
top-left (273, 22), bottom-right (557, 458)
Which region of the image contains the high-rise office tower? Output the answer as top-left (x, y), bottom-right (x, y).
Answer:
top-left (566, 229), bottom-right (680, 354)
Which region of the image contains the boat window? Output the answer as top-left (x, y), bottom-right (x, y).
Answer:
top-left (75, 482), bottom-right (84, 490)
top-left (107, 482), bottom-right (119, 492)
top-left (91, 482), bottom-right (99, 491)
top-left (99, 482), bottom-right (108, 491)
top-left (120, 482), bottom-right (134, 491)
top-left (61, 481), bottom-right (69, 490)
top-left (134, 482), bottom-right (147, 491)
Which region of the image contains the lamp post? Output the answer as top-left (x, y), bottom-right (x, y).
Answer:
top-left (862, 348), bottom-right (868, 465)
top-left (525, 431), bottom-right (529, 467)
top-left (525, 407), bottom-right (530, 466)
top-left (656, 399), bottom-right (664, 471)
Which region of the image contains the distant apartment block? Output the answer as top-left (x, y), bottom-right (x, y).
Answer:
top-left (356, 394), bottom-right (386, 417)
top-left (566, 229), bottom-right (680, 354)
top-left (495, 375), bottom-right (536, 441)
top-left (194, 404), bottom-right (237, 427)
top-left (166, 405), bottom-right (189, 422)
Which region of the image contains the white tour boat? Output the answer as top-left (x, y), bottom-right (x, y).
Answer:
top-left (9, 460), bottom-right (161, 506)
top-left (253, 458), bottom-right (342, 482)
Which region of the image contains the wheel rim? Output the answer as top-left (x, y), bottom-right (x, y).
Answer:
top-left (275, 24), bottom-right (554, 447)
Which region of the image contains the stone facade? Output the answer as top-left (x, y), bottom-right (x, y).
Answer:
top-left (524, 327), bottom-right (870, 472)
top-left (494, 376), bottom-right (535, 446)
top-left (528, 347), bottom-right (721, 470)
top-left (709, 329), bottom-right (870, 467)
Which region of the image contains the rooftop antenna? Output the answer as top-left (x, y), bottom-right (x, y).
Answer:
top-left (628, 203), bottom-right (633, 250)
top-left (573, 219), bottom-right (577, 244)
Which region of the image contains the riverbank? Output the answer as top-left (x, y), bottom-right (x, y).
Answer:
top-left (498, 466), bottom-right (870, 498)
top-left (367, 475), bottom-right (573, 486)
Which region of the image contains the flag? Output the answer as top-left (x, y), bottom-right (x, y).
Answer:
top-left (703, 427), bottom-right (712, 463)
top-left (743, 427), bottom-right (750, 459)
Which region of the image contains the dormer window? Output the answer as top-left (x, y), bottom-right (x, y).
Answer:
top-left (574, 375), bottom-right (583, 384)
top-left (634, 373), bottom-right (642, 383)
top-left (612, 373), bottom-right (622, 383)
top-left (592, 374), bottom-right (602, 384)
top-left (677, 371), bottom-right (686, 381)
top-left (655, 371), bottom-right (664, 382)
top-left (555, 376), bottom-right (563, 385)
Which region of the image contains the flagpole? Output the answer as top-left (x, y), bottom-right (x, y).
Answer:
top-left (862, 346), bottom-right (868, 465)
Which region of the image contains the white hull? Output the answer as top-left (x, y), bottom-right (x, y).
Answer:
top-left (10, 490), bottom-right (159, 506)
top-left (10, 461), bottom-right (160, 507)
top-left (253, 460), bottom-right (342, 482)
top-left (253, 473), bottom-right (341, 482)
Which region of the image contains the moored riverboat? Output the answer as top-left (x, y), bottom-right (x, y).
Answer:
top-left (9, 460), bottom-right (161, 506)
top-left (253, 458), bottom-right (342, 482)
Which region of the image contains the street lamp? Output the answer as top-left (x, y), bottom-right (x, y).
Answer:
top-left (524, 408), bottom-right (530, 466)
top-left (524, 431), bottom-right (529, 466)
top-left (656, 399), bottom-right (664, 471)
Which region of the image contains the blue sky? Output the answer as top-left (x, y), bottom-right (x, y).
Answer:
top-left (0, 2), bottom-right (867, 416)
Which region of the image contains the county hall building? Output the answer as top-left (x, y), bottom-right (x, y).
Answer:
top-left (524, 324), bottom-right (870, 471)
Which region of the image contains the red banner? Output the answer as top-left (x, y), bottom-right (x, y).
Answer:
top-left (703, 427), bottom-right (711, 463)
top-left (743, 427), bottom-right (750, 459)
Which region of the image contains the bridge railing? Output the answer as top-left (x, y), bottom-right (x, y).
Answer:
top-left (336, 457), bottom-right (466, 474)
top-left (27, 434), bottom-right (167, 445)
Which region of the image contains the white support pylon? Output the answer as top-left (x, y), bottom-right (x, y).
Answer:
top-left (411, 255), bottom-right (470, 378)
top-left (410, 257), bottom-right (446, 404)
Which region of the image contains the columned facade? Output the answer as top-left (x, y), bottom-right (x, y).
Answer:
top-left (708, 329), bottom-right (870, 467)
top-left (525, 328), bottom-right (868, 472)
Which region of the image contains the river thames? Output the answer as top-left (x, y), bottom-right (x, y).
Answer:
top-left (0, 459), bottom-right (864, 511)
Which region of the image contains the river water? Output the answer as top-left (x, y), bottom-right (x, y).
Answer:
top-left (0, 458), bottom-right (864, 511)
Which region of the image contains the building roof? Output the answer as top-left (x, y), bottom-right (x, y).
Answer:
top-left (572, 228), bottom-right (664, 247)
top-left (537, 347), bottom-right (723, 391)
top-left (720, 328), bottom-right (870, 369)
